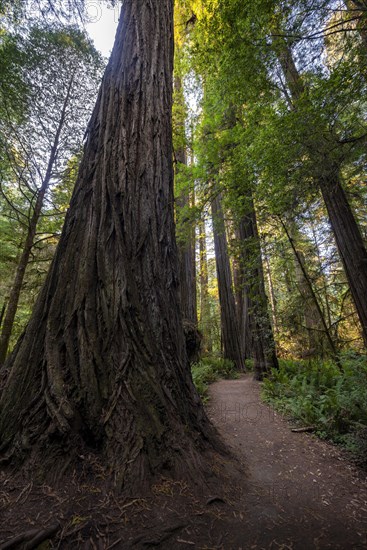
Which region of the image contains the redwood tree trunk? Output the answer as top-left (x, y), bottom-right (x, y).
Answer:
top-left (198, 218), bottom-right (212, 353)
top-left (0, 0), bottom-right (216, 489)
top-left (178, 207), bottom-right (197, 325)
top-left (320, 171), bottom-right (367, 346)
top-left (237, 200), bottom-right (278, 380)
top-left (212, 195), bottom-right (244, 370)
top-left (174, 77), bottom-right (197, 328)
top-left (264, 255), bottom-right (278, 340)
top-left (233, 240), bottom-right (251, 361)
top-left (0, 303), bottom-right (5, 330)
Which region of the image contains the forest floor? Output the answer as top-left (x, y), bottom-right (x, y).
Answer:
top-left (1, 374), bottom-right (367, 549)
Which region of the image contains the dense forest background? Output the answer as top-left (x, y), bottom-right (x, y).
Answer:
top-left (1, 0), bottom-right (367, 463)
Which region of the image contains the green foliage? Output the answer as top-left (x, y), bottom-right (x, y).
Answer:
top-left (189, 0), bottom-right (367, 355)
top-left (191, 356), bottom-right (238, 401)
top-left (0, 0), bottom-right (87, 22)
top-left (0, 22), bottom-right (103, 350)
top-left (262, 354), bottom-right (367, 463)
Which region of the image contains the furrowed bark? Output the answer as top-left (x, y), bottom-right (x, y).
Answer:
top-left (212, 195), bottom-right (244, 370)
top-left (236, 199), bottom-right (279, 380)
top-left (233, 251), bottom-right (251, 361)
top-left (319, 170), bottom-right (367, 347)
top-left (0, 0), bottom-right (218, 490)
top-left (174, 76), bottom-right (197, 328)
top-left (198, 217), bottom-right (212, 353)
top-left (264, 256), bottom-right (279, 340)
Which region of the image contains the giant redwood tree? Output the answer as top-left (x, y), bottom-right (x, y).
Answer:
top-left (0, 0), bottom-right (216, 488)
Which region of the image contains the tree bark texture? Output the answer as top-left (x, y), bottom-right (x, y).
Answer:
top-left (264, 256), bottom-right (279, 340)
top-left (275, 38), bottom-right (367, 347)
top-left (198, 218), bottom-right (212, 353)
top-left (174, 77), bottom-right (197, 328)
top-left (320, 171), bottom-right (367, 346)
top-left (233, 243), bottom-right (251, 361)
top-left (0, 0), bottom-right (217, 489)
top-left (237, 200), bottom-right (278, 380)
top-left (177, 206), bottom-right (197, 326)
top-left (212, 195), bottom-right (244, 370)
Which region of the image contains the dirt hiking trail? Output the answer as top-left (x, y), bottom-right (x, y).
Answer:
top-left (1, 374), bottom-right (367, 549)
top-left (206, 374), bottom-right (367, 549)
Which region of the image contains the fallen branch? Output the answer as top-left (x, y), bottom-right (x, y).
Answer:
top-left (0, 521), bottom-right (60, 550)
top-left (291, 426), bottom-right (316, 433)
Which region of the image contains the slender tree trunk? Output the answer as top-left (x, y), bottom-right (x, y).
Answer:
top-left (310, 221), bottom-right (333, 332)
top-left (198, 218), bottom-right (212, 353)
top-left (211, 195), bottom-right (244, 370)
top-left (0, 303), bottom-right (6, 330)
top-left (237, 200), bottom-right (278, 380)
top-left (174, 76), bottom-right (197, 327)
top-left (0, 0), bottom-right (218, 489)
top-left (233, 235), bottom-right (251, 361)
top-left (178, 215), bottom-right (197, 325)
top-left (264, 255), bottom-right (279, 339)
top-left (282, 220), bottom-right (334, 357)
top-left (274, 37), bottom-right (367, 347)
top-left (0, 74), bottom-right (75, 367)
top-left (281, 221), bottom-right (338, 360)
top-left (293, 250), bottom-right (325, 354)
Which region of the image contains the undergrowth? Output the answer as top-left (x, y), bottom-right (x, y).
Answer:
top-left (261, 352), bottom-right (367, 465)
top-left (191, 357), bottom-right (238, 403)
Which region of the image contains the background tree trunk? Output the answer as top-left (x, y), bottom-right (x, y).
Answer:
top-left (264, 255), bottom-right (278, 340)
top-left (0, 0), bottom-right (217, 489)
top-left (178, 208), bottom-right (197, 326)
top-left (212, 194), bottom-right (244, 370)
top-left (174, 76), bottom-right (197, 327)
top-left (319, 171), bottom-right (367, 346)
top-left (237, 199), bottom-right (278, 380)
top-left (281, 219), bottom-right (337, 358)
top-left (274, 37), bottom-right (367, 347)
top-left (198, 217), bottom-right (212, 353)
top-left (233, 237), bottom-right (251, 361)
top-left (0, 303), bottom-right (6, 330)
